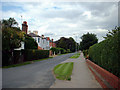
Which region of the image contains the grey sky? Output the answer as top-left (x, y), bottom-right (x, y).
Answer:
top-left (1, 1), bottom-right (118, 42)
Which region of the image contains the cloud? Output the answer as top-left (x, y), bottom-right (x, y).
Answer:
top-left (1, 2), bottom-right (118, 43)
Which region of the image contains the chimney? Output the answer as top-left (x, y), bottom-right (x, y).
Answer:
top-left (52, 39), bottom-right (53, 42)
top-left (42, 35), bottom-right (44, 38)
top-left (22, 21), bottom-right (28, 34)
top-left (33, 31), bottom-right (38, 35)
top-left (47, 37), bottom-right (50, 40)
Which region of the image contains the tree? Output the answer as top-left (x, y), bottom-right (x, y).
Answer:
top-left (80, 32), bottom-right (98, 50)
top-left (24, 35), bottom-right (38, 49)
top-left (55, 37), bottom-right (76, 52)
top-left (2, 17), bottom-right (18, 28)
top-left (104, 26), bottom-right (120, 39)
top-left (2, 17), bottom-right (24, 51)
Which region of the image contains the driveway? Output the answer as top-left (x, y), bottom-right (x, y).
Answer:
top-left (2, 53), bottom-right (75, 88)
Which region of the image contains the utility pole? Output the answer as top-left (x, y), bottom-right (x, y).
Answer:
top-left (76, 35), bottom-right (77, 52)
top-left (73, 34), bottom-right (78, 52)
top-left (21, 15), bottom-right (22, 30)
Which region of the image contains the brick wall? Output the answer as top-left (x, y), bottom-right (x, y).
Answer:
top-left (86, 59), bottom-right (120, 89)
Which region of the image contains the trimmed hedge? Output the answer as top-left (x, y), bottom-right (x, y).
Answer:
top-left (88, 32), bottom-right (120, 77)
top-left (24, 49), bottom-right (49, 61)
top-left (2, 49), bottom-right (49, 66)
top-left (2, 50), bottom-right (25, 66)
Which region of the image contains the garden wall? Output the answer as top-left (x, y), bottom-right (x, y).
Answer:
top-left (86, 59), bottom-right (120, 89)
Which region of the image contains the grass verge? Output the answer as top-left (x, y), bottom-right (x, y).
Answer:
top-left (70, 53), bottom-right (80, 58)
top-left (53, 62), bottom-right (74, 80)
top-left (3, 57), bottom-right (53, 68)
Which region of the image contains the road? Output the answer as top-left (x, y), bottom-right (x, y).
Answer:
top-left (2, 53), bottom-right (75, 88)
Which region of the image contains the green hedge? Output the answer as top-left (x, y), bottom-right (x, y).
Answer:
top-left (50, 47), bottom-right (67, 54)
top-left (24, 49), bottom-right (49, 61)
top-left (88, 32), bottom-right (120, 77)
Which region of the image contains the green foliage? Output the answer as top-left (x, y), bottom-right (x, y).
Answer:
top-left (2, 27), bottom-right (24, 51)
top-left (24, 49), bottom-right (49, 61)
top-left (50, 47), bottom-right (59, 54)
top-left (3, 61), bottom-right (31, 68)
top-left (2, 17), bottom-right (18, 28)
top-left (2, 17), bottom-right (24, 51)
top-left (70, 53), bottom-right (80, 58)
top-left (66, 49), bottom-right (71, 53)
top-left (88, 28), bottom-right (120, 77)
top-left (55, 37), bottom-right (77, 52)
top-left (24, 35), bottom-right (38, 49)
top-left (104, 26), bottom-right (120, 39)
top-left (2, 50), bottom-right (25, 66)
top-left (80, 32), bottom-right (98, 51)
top-left (83, 49), bottom-right (88, 57)
top-left (53, 62), bottom-right (74, 80)
top-left (3, 57), bottom-right (53, 68)
top-left (50, 47), bottom-right (66, 54)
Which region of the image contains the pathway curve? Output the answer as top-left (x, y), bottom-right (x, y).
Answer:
top-left (50, 52), bottom-right (102, 88)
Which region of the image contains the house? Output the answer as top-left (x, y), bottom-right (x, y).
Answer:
top-left (28, 33), bottom-right (50, 50)
top-left (20, 21), bottom-right (56, 50)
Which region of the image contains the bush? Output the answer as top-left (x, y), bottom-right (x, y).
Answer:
top-left (66, 49), bottom-right (71, 53)
top-left (50, 47), bottom-right (67, 54)
top-left (88, 31), bottom-right (120, 77)
top-left (50, 47), bottom-right (59, 54)
top-left (2, 50), bottom-right (25, 66)
top-left (2, 49), bottom-right (49, 66)
top-left (24, 36), bottom-right (38, 49)
top-left (24, 49), bottom-right (49, 61)
top-left (83, 49), bottom-right (88, 57)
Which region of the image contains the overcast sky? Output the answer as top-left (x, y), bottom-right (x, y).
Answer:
top-left (1, 1), bottom-right (119, 43)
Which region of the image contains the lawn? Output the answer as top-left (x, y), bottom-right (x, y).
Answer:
top-left (53, 62), bottom-right (74, 80)
top-left (3, 57), bottom-right (53, 68)
top-left (70, 53), bottom-right (80, 58)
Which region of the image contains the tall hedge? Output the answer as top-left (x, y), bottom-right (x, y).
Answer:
top-left (88, 32), bottom-right (120, 77)
top-left (24, 49), bottom-right (49, 61)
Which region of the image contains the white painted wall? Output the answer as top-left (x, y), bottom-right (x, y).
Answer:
top-left (33, 37), bottom-right (50, 50)
top-left (14, 42), bottom-right (24, 50)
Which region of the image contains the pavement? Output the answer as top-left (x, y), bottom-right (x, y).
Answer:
top-left (2, 53), bottom-right (75, 88)
top-left (50, 53), bottom-right (102, 88)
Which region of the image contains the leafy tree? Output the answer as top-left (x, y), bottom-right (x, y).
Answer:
top-left (55, 37), bottom-right (76, 52)
top-left (24, 35), bottom-right (38, 49)
top-left (2, 27), bottom-right (24, 51)
top-left (2, 17), bottom-right (24, 51)
top-left (2, 17), bottom-right (18, 28)
top-left (104, 26), bottom-right (120, 39)
top-left (80, 32), bottom-right (98, 50)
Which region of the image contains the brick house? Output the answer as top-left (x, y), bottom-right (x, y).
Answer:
top-left (16, 21), bottom-right (56, 50)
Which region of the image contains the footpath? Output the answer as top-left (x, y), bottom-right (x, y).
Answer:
top-left (50, 53), bottom-right (101, 88)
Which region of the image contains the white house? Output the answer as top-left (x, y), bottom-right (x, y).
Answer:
top-left (28, 33), bottom-right (50, 50)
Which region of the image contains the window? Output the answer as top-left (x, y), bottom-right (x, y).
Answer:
top-left (38, 38), bottom-right (40, 43)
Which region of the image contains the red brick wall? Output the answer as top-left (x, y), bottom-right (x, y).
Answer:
top-left (86, 59), bottom-right (120, 89)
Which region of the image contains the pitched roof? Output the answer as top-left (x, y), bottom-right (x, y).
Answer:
top-left (28, 33), bottom-right (40, 37)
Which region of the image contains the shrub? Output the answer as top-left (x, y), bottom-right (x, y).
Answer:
top-left (66, 49), bottom-right (71, 53)
top-left (24, 49), bottom-right (49, 61)
top-left (88, 31), bottom-right (119, 77)
top-left (50, 47), bottom-right (67, 54)
top-left (24, 36), bottom-right (38, 49)
top-left (50, 47), bottom-right (59, 54)
top-left (83, 49), bottom-right (88, 57)
top-left (2, 50), bottom-right (25, 66)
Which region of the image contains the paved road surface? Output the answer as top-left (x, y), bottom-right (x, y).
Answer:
top-left (2, 53), bottom-right (75, 88)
